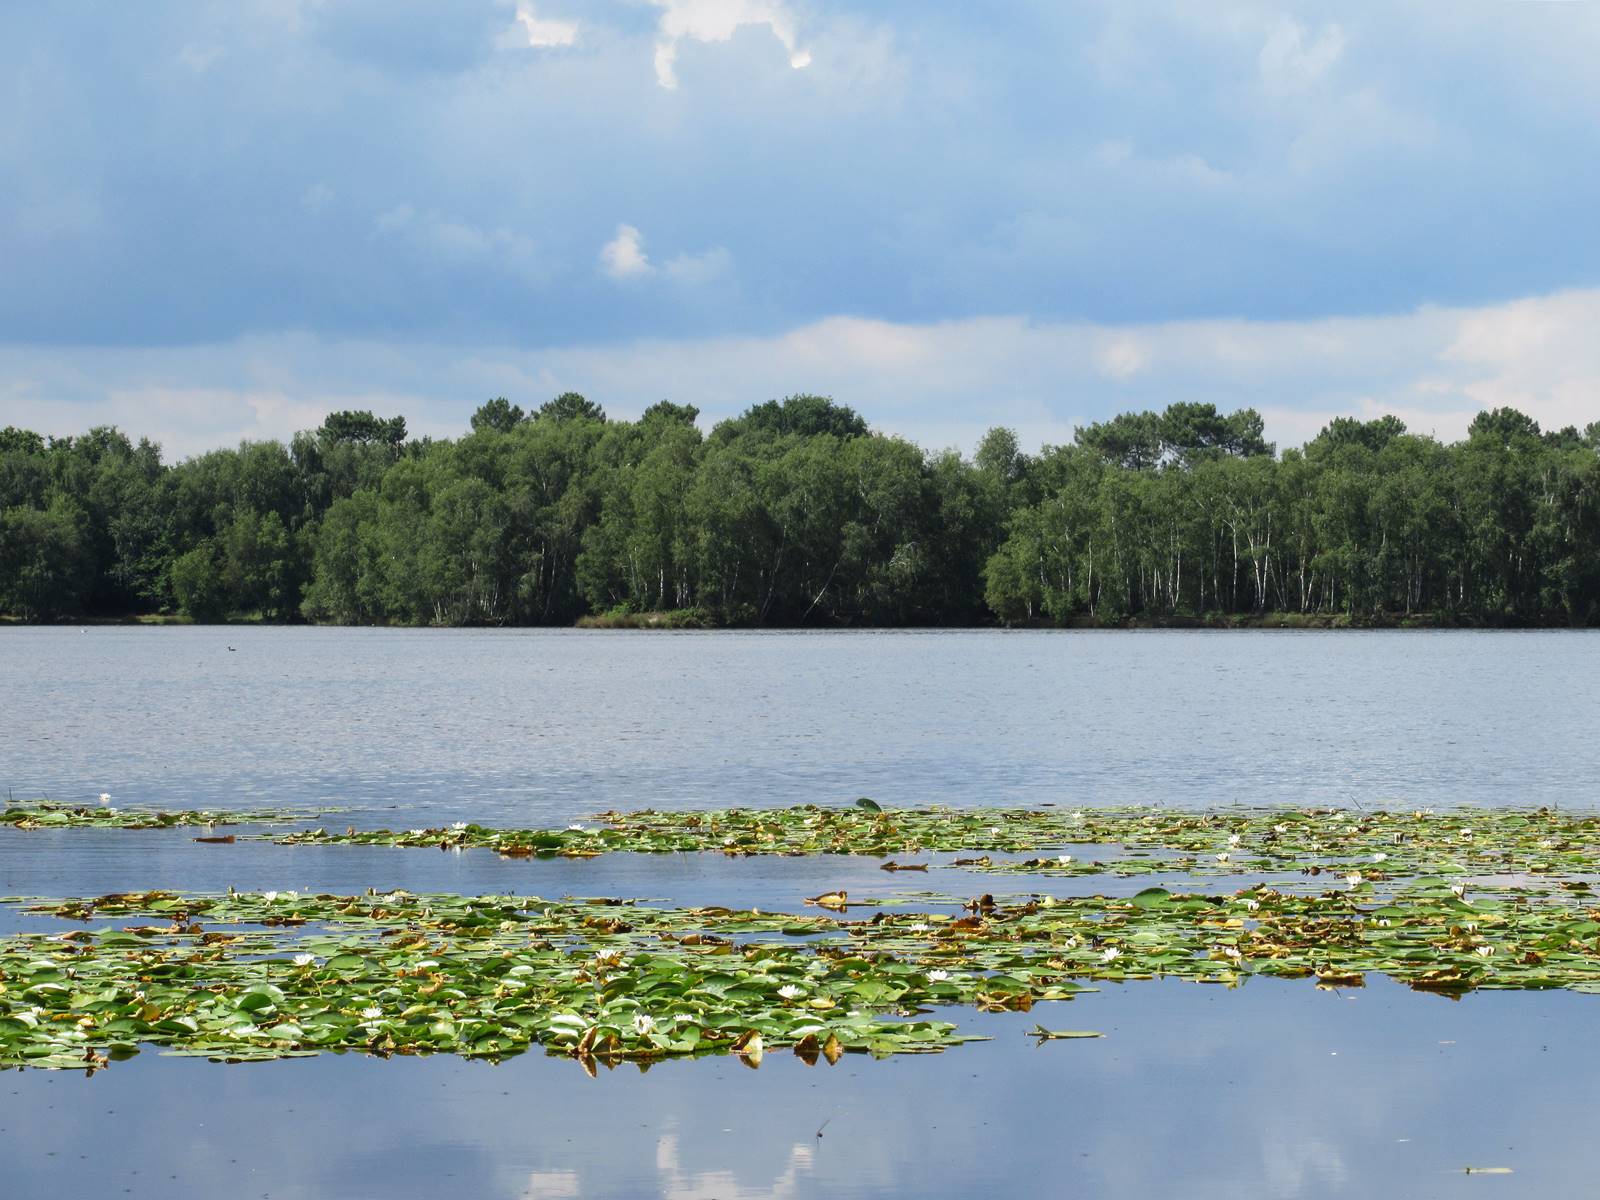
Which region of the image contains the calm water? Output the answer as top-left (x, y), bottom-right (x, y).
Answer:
top-left (4, 626), bottom-right (1599, 818)
top-left (2, 627), bottom-right (1598, 1198)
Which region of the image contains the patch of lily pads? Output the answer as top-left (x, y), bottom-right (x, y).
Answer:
top-left (6, 871), bottom-right (1600, 1074)
top-left (2, 798), bottom-right (316, 832)
top-left (269, 803), bottom-right (1600, 890)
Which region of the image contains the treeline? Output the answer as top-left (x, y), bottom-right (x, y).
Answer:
top-left (2, 395), bottom-right (1599, 626)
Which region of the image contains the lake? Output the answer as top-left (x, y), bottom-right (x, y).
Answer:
top-left (7, 626), bottom-right (1599, 818)
top-left (2, 627), bottom-right (1598, 1198)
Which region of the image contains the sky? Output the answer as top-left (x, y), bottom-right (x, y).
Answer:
top-left (3, 0), bottom-right (1600, 459)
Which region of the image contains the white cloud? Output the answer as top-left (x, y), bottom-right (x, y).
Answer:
top-left (600, 224), bottom-right (651, 279)
top-left (0, 381), bottom-right (342, 460)
top-left (663, 245), bottom-right (732, 284)
top-left (1259, 18), bottom-right (1346, 94)
top-left (1441, 289), bottom-right (1600, 432)
top-left (650, 0), bottom-right (811, 89)
top-left (1096, 336), bottom-right (1148, 381)
top-left (506, 4), bottom-right (577, 50)
top-left (7, 289), bottom-right (1600, 461)
top-left (601, 226), bottom-right (731, 284)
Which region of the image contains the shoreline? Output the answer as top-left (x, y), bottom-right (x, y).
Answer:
top-left (3, 610), bottom-right (1589, 631)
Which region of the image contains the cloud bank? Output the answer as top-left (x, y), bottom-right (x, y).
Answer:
top-left (7, 289), bottom-right (1599, 460)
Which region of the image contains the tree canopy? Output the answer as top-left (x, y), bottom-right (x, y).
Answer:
top-left (2, 398), bottom-right (1598, 627)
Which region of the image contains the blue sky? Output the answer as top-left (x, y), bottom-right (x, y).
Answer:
top-left (4, 1), bottom-right (1600, 456)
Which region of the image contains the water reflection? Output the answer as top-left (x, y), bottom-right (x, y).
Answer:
top-left (0, 978), bottom-right (1581, 1199)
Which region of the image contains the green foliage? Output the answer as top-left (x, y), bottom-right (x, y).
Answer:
top-left (169, 544), bottom-right (227, 621)
top-left (4, 398), bottom-right (1600, 624)
top-left (0, 496), bottom-right (92, 620)
top-left (318, 410), bottom-right (407, 448)
top-left (1075, 403), bottom-right (1272, 470)
top-left (267, 802), bottom-right (1600, 889)
top-left (710, 394), bottom-right (868, 444)
top-left (469, 396), bottom-right (525, 433)
top-left (539, 392), bottom-right (606, 423)
top-left (2, 798), bottom-right (314, 829)
top-left (10, 802), bottom-right (1600, 1072)
top-left (987, 413), bottom-right (1600, 625)
top-left (8, 851), bottom-right (1600, 1072)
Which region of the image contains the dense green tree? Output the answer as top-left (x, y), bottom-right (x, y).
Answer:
top-left (470, 397), bottom-right (526, 434)
top-left (4, 399), bottom-right (1600, 626)
top-left (318, 410), bottom-right (408, 448)
top-left (710, 395), bottom-right (868, 445)
top-left (539, 393), bottom-right (606, 424)
top-left (0, 498), bottom-right (92, 620)
top-left (169, 544), bottom-right (227, 621)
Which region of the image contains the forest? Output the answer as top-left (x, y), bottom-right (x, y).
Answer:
top-left (3, 394), bottom-right (1599, 627)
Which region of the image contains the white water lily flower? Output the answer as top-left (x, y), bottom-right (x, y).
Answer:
top-left (777, 984), bottom-right (804, 1000)
top-left (1215, 852), bottom-right (1230, 863)
top-left (1273, 824), bottom-right (1288, 835)
top-left (408, 829), bottom-right (426, 837)
top-left (1056, 854), bottom-right (1073, 865)
top-left (451, 821), bottom-right (468, 831)
top-left (97, 793), bottom-right (112, 806)
top-left (633, 1013), bottom-right (656, 1035)
top-left (1244, 899), bottom-right (1261, 912)
top-left (989, 826), bottom-right (1002, 836)
top-left (1372, 853), bottom-right (1389, 863)
top-left (292, 953), bottom-right (315, 967)
top-left (1071, 811), bottom-right (1085, 821)
top-left (361, 1006), bottom-right (383, 1020)
top-left (1459, 827), bottom-right (1474, 838)
top-left (1101, 947), bottom-right (1120, 963)
top-left (1222, 945), bottom-right (1243, 960)
top-left (927, 969), bottom-right (951, 982)
top-left (567, 824), bottom-right (586, 832)
top-left (1450, 883), bottom-right (1468, 899)
top-left (262, 891), bottom-right (278, 902)
top-left (1475, 945), bottom-right (1495, 958)
top-left (1228, 834), bottom-right (1242, 847)
top-left (907, 922), bottom-right (929, 933)
top-left (1346, 872), bottom-right (1363, 887)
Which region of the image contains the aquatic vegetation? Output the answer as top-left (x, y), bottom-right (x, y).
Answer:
top-left (0, 890), bottom-right (987, 1072)
top-left (12, 802), bottom-right (1600, 1075)
top-left (6, 874), bottom-right (1600, 1073)
top-left (1, 799), bottom-right (317, 831)
top-left (270, 803), bottom-right (1600, 887)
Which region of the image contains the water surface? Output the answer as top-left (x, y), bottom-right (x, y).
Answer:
top-left (2, 627), bottom-right (1596, 1198)
top-left (5, 626), bottom-right (1596, 818)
